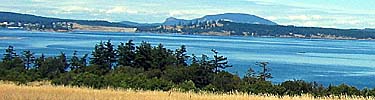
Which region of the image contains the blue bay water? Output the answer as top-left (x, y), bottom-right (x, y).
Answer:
top-left (1, 29), bottom-right (375, 88)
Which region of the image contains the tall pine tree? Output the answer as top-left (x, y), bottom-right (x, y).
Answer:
top-left (118, 40), bottom-right (135, 67)
top-left (211, 49), bottom-right (232, 73)
top-left (22, 50), bottom-right (35, 70)
top-left (3, 45), bottom-right (18, 61)
top-left (256, 62), bottom-right (272, 81)
top-left (134, 41), bottom-right (153, 70)
top-left (90, 40), bottom-right (117, 73)
top-left (103, 40), bottom-right (116, 69)
top-left (70, 50), bottom-right (80, 70)
top-left (175, 45), bottom-right (189, 66)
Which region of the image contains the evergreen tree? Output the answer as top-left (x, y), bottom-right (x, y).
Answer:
top-left (153, 43), bottom-right (175, 70)
top-left (1, 46), bottom-right (23, 71)
top-left (200, 54), bottom-right (212, 70)
top-left (135, 41), bottom-right (153, 70)
top-left (22, 50), bottom-right (35, 70)
top-left (118, 40), bottom-right (135, 67)
top-left (90, 41), bottom-right (108, 73)
top-left (243, 67), bottom-right (258, 84)
top-left (38, 57), bottom-right (65, 79)
top-left (256, 62), bottom-right (272, 81)
top-left (90, 41), bottom-right (106, 66)
top-left (210, 49), bottom-right (232, 73)
top-left (175, 45), bottom-right (189, 66)
top-left (90, 40), bottom-right (116, 73)
top-left (70, 50), bottom-right (80, 70)
top-left (34, 53), bottom-right (45, 69)
top-left (57, 52), bottom-right (69, 73)
top-left (189, 54), bottom-right (214, 88)
top-left (3, 45), bottom-right (18, 61)
top-left (103, 40), bottom-right (117, 69)
top-left (245, 67), bottom-right (257, 78)
top-left (80, 54), bottom-right (88, 67)
top-left (190, 54), bottom-right (199, 65)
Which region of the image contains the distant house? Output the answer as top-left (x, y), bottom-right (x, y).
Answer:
top-left (52, 22), bottom-right (74, 31)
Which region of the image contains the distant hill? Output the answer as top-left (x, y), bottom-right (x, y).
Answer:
top-left (137, 20), bottom-right (375, 39)
top-left (0, 12), bottom-right (65, 24)
top-left (364, 28), bottom-right (375, 32)
top-left (163, 13), bottom-right (277, 26)
top-left (120, 21), bottom-right (161, 27)
top-left (2, 11), bottom-right (375, 40)
top-left (0, 12), bottom-right (133, 28)
top-left (120, 13), bottom-right (277, 26)
top-left (162, 17), bottom-right (191, 26)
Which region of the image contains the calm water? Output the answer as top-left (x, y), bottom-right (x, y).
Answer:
top-left (1, 29), bottom-right (375, 88)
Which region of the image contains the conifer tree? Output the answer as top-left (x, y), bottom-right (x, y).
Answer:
top-left (34, 53), bottom-right (45, 69)
top-left (22, 50), bottom-right (35, 70)
top-left (175, 45), bottom-right (189, 66)
top-left (91, 41), bottom-right (106, 66)
top-left (256, 62), bottom-right (272, 81)
top-left (3, 45), bottom-right (17, 61)
top-left (211, 49), bottom-right (232, 73)
top-left (80, 54), bottom-right (88, 67)
top-left (191, 54), bottom-right (199, 65)
top-left (153, 43), bottom-right (175, 70)
top-left (70, 51), bottom-right (88, 72)
top-left (57, 52), bottom-right (69, 73)
top-left (135, 41), bottom-right (153, 70)
top-left (70, 50), bottom-right (80, 70)
top-left (103, 40), bottom-right (116, 69)
top-left (90, 40), bottom-right (116, 73)
top-left (90, 41), bottom-right (108, 73)
top-left (118, 40), bottom-right (135, 67)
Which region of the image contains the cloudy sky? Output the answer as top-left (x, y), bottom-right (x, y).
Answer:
top-left (1, 0), bottom-right (374, 29)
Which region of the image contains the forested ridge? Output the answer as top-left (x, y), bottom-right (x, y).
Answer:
top-left (2, 12), bottom-right (375, 40)
top-left (0, 12), bottom-right (134, 28)
top-left (138, 21), bottom-right (375, 39)
top-left (1, 40), bottom-right (375, 97)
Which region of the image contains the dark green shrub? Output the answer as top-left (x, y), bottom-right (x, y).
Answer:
top-left (211, 71), bottom-right (241, 92)
top-left (203, 84), bottom-right (218, 92)
top-left (244, 81), bottom-right (274, 95)
top-left (71, 72), bottom-right (107, 89)
top-left (144, 77), bottom-right (174, 91)
top-left (328, 84), bottom-right (360, 96)
top-left (280, 80), bottom-right (313, 96)
top-left (177, 80), bottom-right (196, 92)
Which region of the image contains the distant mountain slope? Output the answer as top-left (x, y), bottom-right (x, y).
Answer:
top-left (162, 17), bottom-right (189, 26)
top-left (162, 13), bottom-right (277, 25)
top-left (120, 21), bottom-right (161, 26)
top-left (0, 12), bottom-right (133, 28)
top-left (0, 12), bottom-right (64, 24)
top-left (120, 13), bottom-right (277, 26)
top-left (137, 20), bottom-right (375, 39)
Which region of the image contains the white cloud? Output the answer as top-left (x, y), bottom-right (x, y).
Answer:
top-left (167, 10), bottom-right (220, 19)
top-left (60, 6), bottom-right (94, 12)
top-left (169, 10), bottom-right (190, 16)
top-left (105, 6), bottom-right (138, 14)
top-left (287, 15), bottom-right (322, 21)
top-left (334, 20), bottom-right (360, 25)
top-left (30, 0), bottom-right (50, 2)
top-left (264, 16), bottom-right (278, 20)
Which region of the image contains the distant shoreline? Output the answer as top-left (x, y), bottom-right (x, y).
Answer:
top-left (1, 28), bottom-right (373, 41)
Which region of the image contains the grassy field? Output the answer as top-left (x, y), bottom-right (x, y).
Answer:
top-left (0, 82), bottom-right (371, 100)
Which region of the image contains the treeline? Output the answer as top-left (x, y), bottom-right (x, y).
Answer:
top-left (1, 40), bottom-right (375, 97)
top-left (0, 12), bottom-right (134, 29)
top-left (138, 20), bottom-right (375, 39)
top-left (212, 21), bottom-right (375, 39)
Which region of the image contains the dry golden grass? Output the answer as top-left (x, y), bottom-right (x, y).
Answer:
top-left (0, 81), bottom-right (372, 100)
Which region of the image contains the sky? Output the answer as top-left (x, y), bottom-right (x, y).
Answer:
top-left (1, 0), bottom-right (374, 29)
